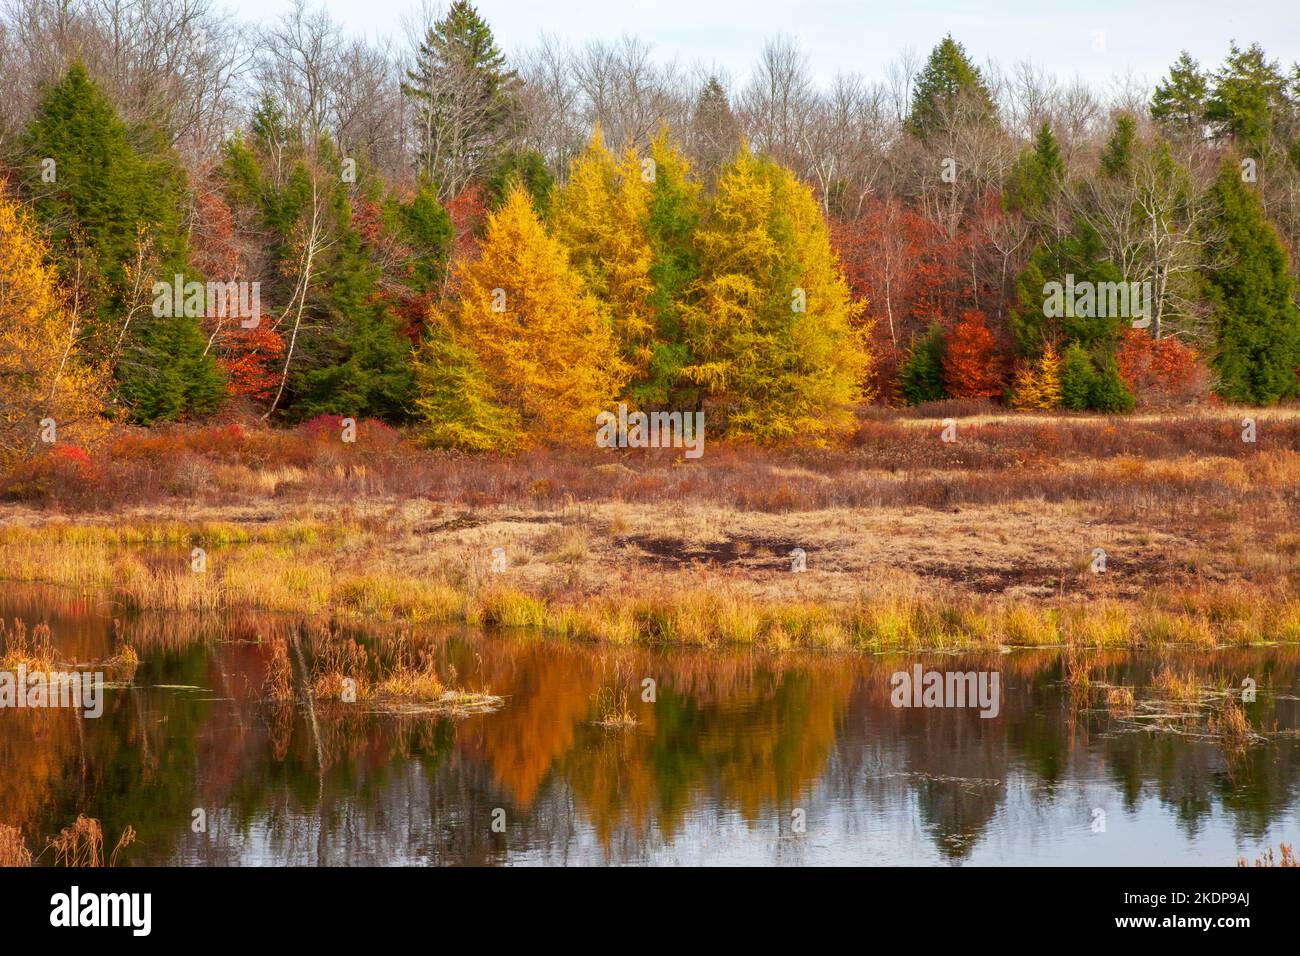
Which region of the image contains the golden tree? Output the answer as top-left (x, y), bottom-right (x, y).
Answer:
top-left (549, 128), bottom-right (657, 385)
top-left (0, 191), bottom-right (109, 466)
top-left (681, 149), bottom-right (870, 444)
top-left (445, 185), bottom-right (627, 444)
top-left (1010, 343), bottom-right (1063, 410)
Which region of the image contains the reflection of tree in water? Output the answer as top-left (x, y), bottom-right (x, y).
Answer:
top-left (4, 593), bottom-right (1300, 864)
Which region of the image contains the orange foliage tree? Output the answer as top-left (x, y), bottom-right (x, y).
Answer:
top-left (1115, 329), bottom-right (1208, 406)
top-left (942, 309), bottom-right (1005, 398)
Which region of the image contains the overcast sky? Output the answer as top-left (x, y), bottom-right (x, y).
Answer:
top-left (224, 0), bottom-right (1300, 93)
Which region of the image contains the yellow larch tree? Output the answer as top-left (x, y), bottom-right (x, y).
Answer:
top-left (549, 127), bottom-right (657, 386)
top-left (0, 190), bottom-right (109, 467)
top-left (447, 184), bottom-right (627, 444)
top-left (681, 148), bottom-right (870, 444)
top-left (1010, 343), bottom-right (1063, 410)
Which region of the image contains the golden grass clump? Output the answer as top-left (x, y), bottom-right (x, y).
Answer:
top-left (1151, 666), bottom-right (1200, 703)
top-left (0, 619), bottom-right (56, 670)
top-left (1238, 843), bottom-right (1297, 867)
top-left (0, 824), bottom-right (32, 867)
top-left (44, 815), bottom-right (136, 867)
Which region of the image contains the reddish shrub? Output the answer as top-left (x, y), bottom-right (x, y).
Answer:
top-left (1116, 331), bottom-right (1210, 406)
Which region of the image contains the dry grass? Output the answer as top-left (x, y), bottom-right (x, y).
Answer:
top-left (1208, 695), bottom-right (1253, 747)
top-left (2, 409), bottom-right (1298, 655)
top-left (1152, 667), bottom-right (1201, 703)
top-left (1238, 843), bottom-right (1298, 867)
top-left (42, 815), bottom-right (136, 867)
top-left (0, 824), bottom-right (31, 867)
top-left (263, 636), bottom-right (294, 701)
top-left (0, 619), bottom-right (55, 670)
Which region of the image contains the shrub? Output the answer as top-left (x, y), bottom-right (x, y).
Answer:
top-left (899, 327), bottom-right (947, 405)
top-left (1089, 357), bottom-right (1136, 413)
top-left (1115, 330), bottom-right (1210, 406)
top-left (1060, 343), bottom-right (1097, 410)
top-left (942, 309), bottom-right (1005, 399)
top-left (1010, 343), bottom-right (1063, 410)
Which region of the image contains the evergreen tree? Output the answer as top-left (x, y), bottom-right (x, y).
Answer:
top-left (1207, 42), bottom-right (1289, 157)
top-left (22, 63), bottom-right (223, 423)
top-left (1202, 157), bottom-right (1300, 404)
top-left (1012, 221), bottom-right (1127, 353)
top-left (1151, 51), bottom-right (1209, 134)
top-left (1099, 114), bottom-right (1138, 179)
top-left (899, 327), bottom-right (947, 405)
top-left (389, 180), bottom-right (454, 294)
top-left (484, 148), bottom-right (554, 214)
top-left (690, 76), bottom-right (740, 183)
top-left (290, 154), bottom-right (416, 421)
top-left (906, 35), bottom-right (998, 140)
top-left (402, 1), bottom-right (519, 200)
top-left (642, 131), bottom-right (704, 408)
top-left (1089, 356), bottom-right (1136, 412)
top-left (1004, 123), bottom-right (1065, 221)
top-left (1059, 342), bottom-right (1096, 410)
top-left (223, 123), bottom-right (416, 421)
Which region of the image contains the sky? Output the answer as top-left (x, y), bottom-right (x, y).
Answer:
top-left (222, 0), bottom-right (1300, 93)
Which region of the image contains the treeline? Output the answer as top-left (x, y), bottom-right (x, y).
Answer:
top-left (2, 0), bottom-right (1300, 464)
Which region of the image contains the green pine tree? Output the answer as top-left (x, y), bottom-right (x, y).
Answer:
top-left (1012, 221), bottom-right (1127, 353)
top-left (22, 62), bottom-right (222, 423)
top-left (1202, 157), bottom-right (1300, 404)
top-left (906, 35), bottom-right (998, 140)
top-left (1207, 42), bottom-right (1288, 157)
top-left (1151, 51), bottom-right (1209, 134)
top-left (402, 0), bottom-right (519, 199)
top-left (640, 132), bottom-right (704, 409)
top-left (290, 173), bottom-right (415, 421)
top-left (484, 148), bottom-right (555, 215)
top-left (1004, 122), bottom-right (1065, 220)
top-left (1099, 114), bottom-right (1138, 179)
top-left (899, 327), bottom-right (947, 405)
top-left (1059, 342), bottom-right (1096, 410)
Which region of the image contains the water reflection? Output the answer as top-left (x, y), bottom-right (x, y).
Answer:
top-left (1, 584), bottom-right (1298, 865)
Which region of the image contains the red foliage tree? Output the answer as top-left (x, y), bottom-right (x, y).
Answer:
top-left (1115, 330), bottom-right (1209, 406)
top-left (942, 309), bottom-right (1005, 398)
top-left (191, 178), bottom-right (286, 402)
top-left (833, 197), bottom-right (965, 402)
top-left (445, 182), bottom-right (489, 266)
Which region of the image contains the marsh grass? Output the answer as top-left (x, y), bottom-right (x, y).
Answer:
top-left (1208, 695), bottom-right (1253, 748)
top-left (0, 824), bottom-right (31, 867)
top-left (0, 618), bottom-right (55, 670)
top-left (592, 660), bottom-right (638, 728)
top-left (43, 815), bottom-right (135, 867)
top-left (1239, 843), bottom-right (1298, 867)
top-left (3, 504), bottom-right (1300, 655)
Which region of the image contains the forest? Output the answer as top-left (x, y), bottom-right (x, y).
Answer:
top-left (2, 0), bottom-right (1300, 474)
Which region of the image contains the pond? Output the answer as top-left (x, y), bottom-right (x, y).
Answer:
top-left (2, 584), bottom-right (1298, 865)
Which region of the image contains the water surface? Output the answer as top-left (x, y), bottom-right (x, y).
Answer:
top-left (2, 584), bottom-right (1298, 865)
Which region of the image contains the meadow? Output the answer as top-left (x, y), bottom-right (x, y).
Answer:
top-left (3, 403), bottom-right (1298, 654)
